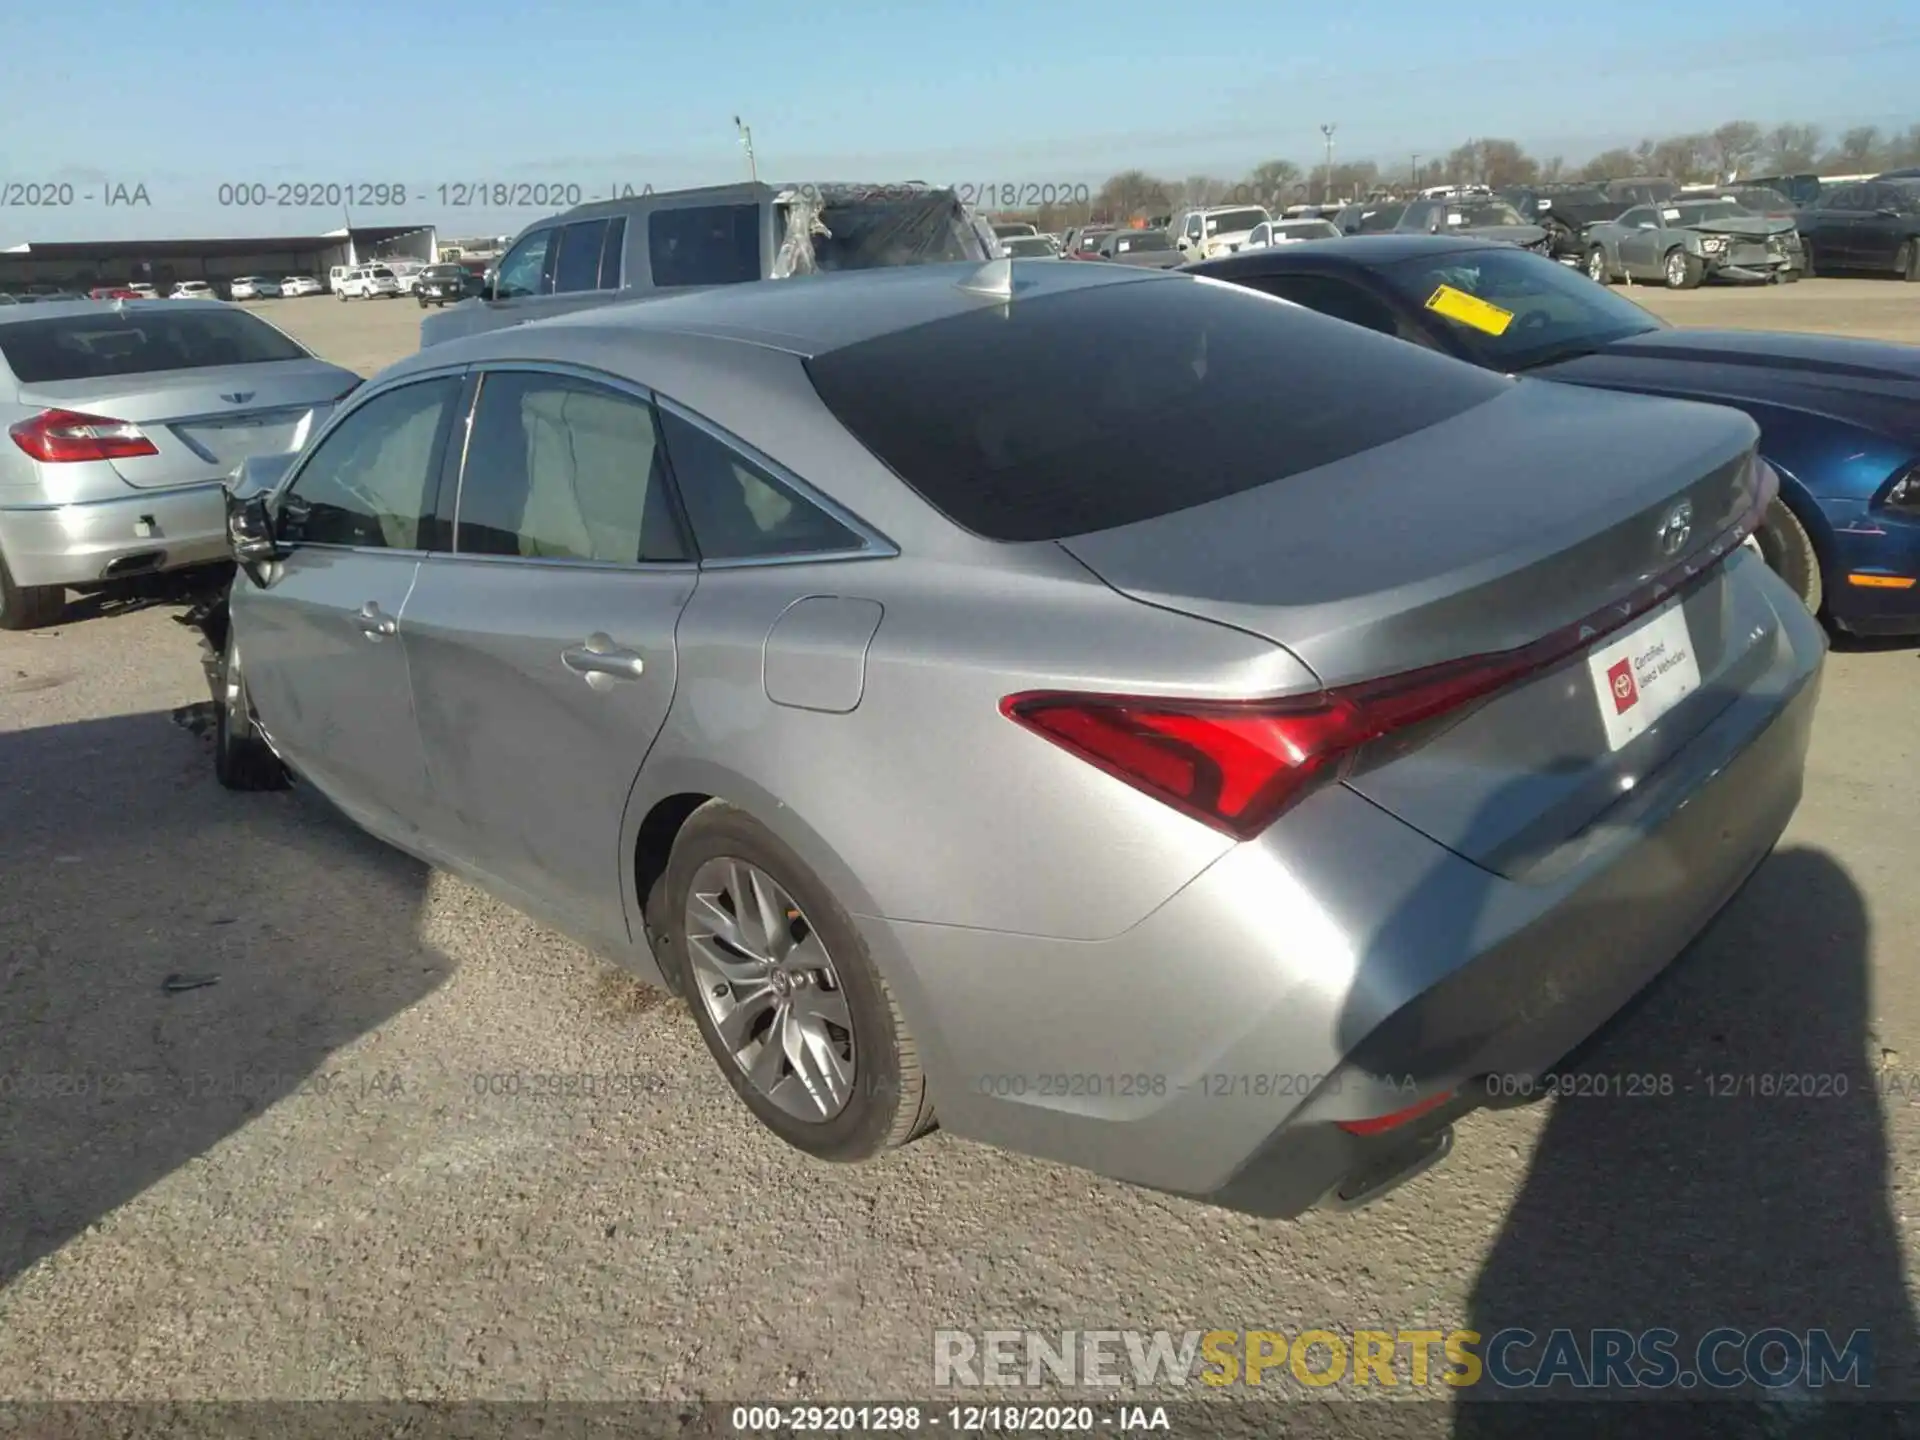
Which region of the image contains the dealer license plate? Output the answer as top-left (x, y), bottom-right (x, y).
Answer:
top-left (1586, 599), bottom-right (1702, 751)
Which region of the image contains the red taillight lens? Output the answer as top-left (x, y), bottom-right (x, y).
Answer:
top-left (1336, 1090), bottom-right (1456, 1136)
top-left (1006, 455), bottom-right (1778, 841)
top-left (1001, 664), bottom-right (1522, 842)
top-left (1000, 692), bottom-right (1365, 838)
top-left (9, 408), bottom-right (159, 463)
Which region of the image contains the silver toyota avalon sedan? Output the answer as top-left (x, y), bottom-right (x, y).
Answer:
top-left (204, 258), bottom-right (1825, 1218)
top-left (0, 299), bottom-right (361, 628)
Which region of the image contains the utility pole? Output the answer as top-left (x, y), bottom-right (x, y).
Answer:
top-left (733, 115), bottom-right (757, 183)
top-left (1319, 124), bottom-right (1337, 205)
top-left (1411, 153), bottom-right (1420, 189)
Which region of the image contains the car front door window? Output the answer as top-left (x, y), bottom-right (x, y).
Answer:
top-left (278, 377), bottom-right (458, 550)
top-left (494, 231), bottom-right (553, 299)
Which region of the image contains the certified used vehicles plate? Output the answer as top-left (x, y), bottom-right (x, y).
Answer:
top-left (1586, 599), bottom-right (1702, 751)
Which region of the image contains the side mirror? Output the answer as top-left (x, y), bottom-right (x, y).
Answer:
top-left (226, 490), bottom-right (283, 564)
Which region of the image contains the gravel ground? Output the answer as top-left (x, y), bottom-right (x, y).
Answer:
top-left (1, 280), bottom-right (1917, 1418)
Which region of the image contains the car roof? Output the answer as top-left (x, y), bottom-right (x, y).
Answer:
top-left (386, 259), bottom-right (1172, 371)
top-left (0, 297), bottom-right (228, 325)
top-left (1198, 233), bottom-right (1505, 266)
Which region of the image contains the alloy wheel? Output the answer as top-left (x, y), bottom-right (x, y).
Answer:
top-left (1587, 250), bottom-right (1606, 282)
top-left (1666, 251), bottom-right (1688, 287)
top-left (684, 856), bottom-right (856, 1122)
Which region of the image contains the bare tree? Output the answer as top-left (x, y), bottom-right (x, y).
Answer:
top-left (1477, 138), bottom-right (1539, 188)
top-left (1095, 170), bottom-right (1172, 224)
top-left (1540, 155), bottom-right (1566, 182)
top-left (1579, 147), bottom-right (1640, 181)
top-left (1651, 133), bottom-right (1712, 182)
top-left (1178, 174), bottom-right (1236, 208)
top-left (1765, 123), bottom-right (1824, 172)
top-left (1829, 126), bottom-right (1884, 173)
top-left (1244, 158), bottom-right (1302, 210)
top-left (1445, 139), bottom-right (1484, 184)
top-left (1325, 160), bottom-right (1379, 202)
top-left (1710, 120), bottom-right (1764, 180)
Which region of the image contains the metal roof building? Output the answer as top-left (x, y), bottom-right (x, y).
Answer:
top-left (0, 224), bottom-right (438, 292)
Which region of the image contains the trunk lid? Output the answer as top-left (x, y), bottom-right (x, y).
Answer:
top-left (1059, 381), bottom-right (1774, 876)
top-left (17, 360), bottom-right (353, 489)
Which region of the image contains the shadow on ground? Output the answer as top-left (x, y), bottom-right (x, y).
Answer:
top-left (1451, 845), bottom-right (1915, 1431)
top-left (0, 706), bottom-right (448, 1285)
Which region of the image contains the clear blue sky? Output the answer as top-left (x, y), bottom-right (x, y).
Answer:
top-left (4, 0), bottom-right (1917, 243)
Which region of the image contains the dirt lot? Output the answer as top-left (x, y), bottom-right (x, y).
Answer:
top-left (2, 279), bottom-right (1918, 1416)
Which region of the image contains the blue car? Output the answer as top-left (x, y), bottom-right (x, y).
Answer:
top-left (1190, 235), bottom-right (1920, 637)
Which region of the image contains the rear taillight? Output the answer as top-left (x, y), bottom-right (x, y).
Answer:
top-left (1337, 1090), bottom-right (1456, 1136)
top-left (8, 408), bottom-right (159, 463)
top-left (1006, 458), bottom-right (1778, 841)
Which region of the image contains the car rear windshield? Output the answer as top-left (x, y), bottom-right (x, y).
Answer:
top-left (1205, 208), bottom-right (1267, 235)
top-left (802, 274), bottom-right (1508, 542)
top-left (369, 267), bottom-right (395, 277)
top-left (0, 308), bottom-right (309, 383)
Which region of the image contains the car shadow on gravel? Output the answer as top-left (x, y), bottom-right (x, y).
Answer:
top-left (1449, 844), bottom-right (1915, 1432)
top-left (0, 706), bottom-right (449, 1287)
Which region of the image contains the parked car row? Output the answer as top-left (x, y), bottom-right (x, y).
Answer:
top-left (6, 176), bottom-right (1911, 1223)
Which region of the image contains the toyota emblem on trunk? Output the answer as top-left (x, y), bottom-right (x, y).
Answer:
top-left (1656, 499), bottom-right (1693, 556)
top-left (221, 391), bottom-right (254, 404)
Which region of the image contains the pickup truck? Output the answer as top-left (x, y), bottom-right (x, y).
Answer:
top-left (419, 181), bottom-right (997, 348)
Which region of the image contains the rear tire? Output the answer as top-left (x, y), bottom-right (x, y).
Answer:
top-left (659, 801), bottom-right (934, 1162)
top-left (1663, 247), bottom-right (1703, 290)
top-left (214, 630), bottom-right (290, 791)
top-left (1902, 240), bottom-right (1920, 282)
top-left (0, 554), bottom-right (65, 630)
top-left (1753, 496), bottom-right (1823, 616)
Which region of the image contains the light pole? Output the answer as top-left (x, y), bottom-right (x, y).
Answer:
top-left (1319, 124), bottom-right (1337, 205)
top-left (733, 115), bottom-right (757, 183)
top-left (1410, 153), bottom-right (1421, 190)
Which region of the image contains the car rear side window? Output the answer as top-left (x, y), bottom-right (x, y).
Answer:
top-left (0, 308), bottom-right (308, 383)
top-left (802, 274), bottom-right (1508, 543)
top-left (552, 218), bottom-right (611, 294)
top-left (454, 371), bottom-right (686, 564)
top-left (656, 407), bottom-right (863, 561)
top-left (648, 204), bottom-right (761, 287)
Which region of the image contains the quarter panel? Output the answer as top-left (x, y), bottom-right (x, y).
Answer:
top-left (637, 555), bottom-right (1315, 941)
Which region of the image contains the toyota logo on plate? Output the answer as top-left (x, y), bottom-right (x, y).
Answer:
top-left (1656, 499), bottom-right (1693, 556)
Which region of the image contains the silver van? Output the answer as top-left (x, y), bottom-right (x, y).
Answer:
top-left (419, 181), bottom-right (997, 348)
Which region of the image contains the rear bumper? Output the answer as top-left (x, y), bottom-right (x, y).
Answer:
top-left (0, 482), bottom-right (229, 587)
top-left (863, 578), bottom-right (1825, 1217)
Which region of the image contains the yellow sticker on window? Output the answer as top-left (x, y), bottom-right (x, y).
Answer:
top-left (1424, 283), bottom-right (1514, 336)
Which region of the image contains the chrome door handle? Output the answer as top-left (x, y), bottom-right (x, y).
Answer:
top-left (563, 635), bottom-right (644, 680)
top-left (355, 602), bottom-right (396, 638)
